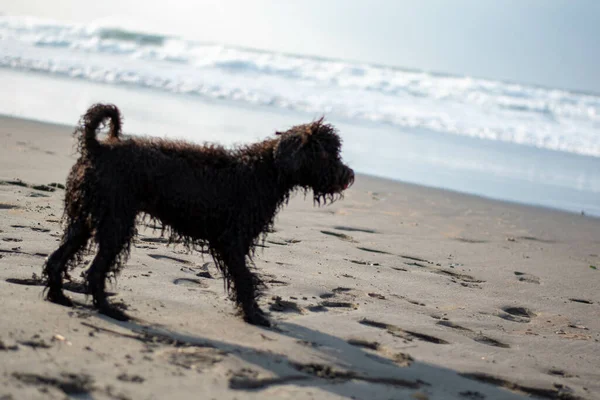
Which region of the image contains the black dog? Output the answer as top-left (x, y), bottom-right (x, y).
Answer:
top-left (43, 104), bottom-right (354, 326)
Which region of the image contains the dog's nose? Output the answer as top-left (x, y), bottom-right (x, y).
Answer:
top-left (344, 169), bottom-right (355, 189)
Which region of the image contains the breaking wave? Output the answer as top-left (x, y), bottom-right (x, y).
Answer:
top-left (1, 16), bottom-right (599, 156)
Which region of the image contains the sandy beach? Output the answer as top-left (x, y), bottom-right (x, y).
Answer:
top-left (1, 115), bottom-right (599, 400)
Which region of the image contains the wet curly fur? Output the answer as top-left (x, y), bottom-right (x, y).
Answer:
top-left (42, 104), bottom-right (354, 326)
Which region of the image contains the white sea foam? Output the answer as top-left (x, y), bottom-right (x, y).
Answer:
top-left (1, 16), bottom-right (599, 157)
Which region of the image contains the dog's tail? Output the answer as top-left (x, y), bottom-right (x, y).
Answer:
top-left (76, 103), bottom-right (122, 152)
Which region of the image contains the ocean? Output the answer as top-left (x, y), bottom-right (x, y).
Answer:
top-left (1, 16), bottom-right (599, 216)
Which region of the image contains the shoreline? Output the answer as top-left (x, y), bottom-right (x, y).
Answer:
top-left (1, 66), bottom-right (600, 217)
top-left (1, 113), bottom-right (596, 221)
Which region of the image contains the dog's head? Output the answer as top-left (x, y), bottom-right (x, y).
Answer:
top-left (274, 118), bottom-right (354, 203)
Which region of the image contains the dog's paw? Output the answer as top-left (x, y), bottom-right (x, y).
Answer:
top-left (244, 309), bottom-right (271, 327)
top-left (46, 290), bottom-right (74, 307)
top-left (99, 305), bottom-right (130, 322)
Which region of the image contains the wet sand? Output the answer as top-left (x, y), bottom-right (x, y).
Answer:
top-left (1, 115), bottom-right (599, 399)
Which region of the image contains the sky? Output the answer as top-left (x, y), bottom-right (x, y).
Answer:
top-left (2, 0), bottom-right (599, 94)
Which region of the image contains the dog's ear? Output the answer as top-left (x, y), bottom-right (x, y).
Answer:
top-left (274, 131), bottom-right (308, 174)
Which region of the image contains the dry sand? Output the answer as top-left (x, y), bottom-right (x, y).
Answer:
top-left (1, 116), bottom-right (599, 400)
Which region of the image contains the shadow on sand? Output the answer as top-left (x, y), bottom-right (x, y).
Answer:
top-left (85, 313), bottom-right (549, 400)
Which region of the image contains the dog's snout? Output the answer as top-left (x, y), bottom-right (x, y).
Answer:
top-left (343, 168), bottom-right (355, 189)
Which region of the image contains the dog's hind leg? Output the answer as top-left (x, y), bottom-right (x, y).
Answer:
top-left (217, 243), bottom-right (270, 327)
top-left (86, 213), bottom-right (136, 321)
top-left (43, 220), bottom-right (90, 306)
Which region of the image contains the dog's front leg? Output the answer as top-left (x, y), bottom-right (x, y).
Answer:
top-left (216, 244), bottom-right (270, 327)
